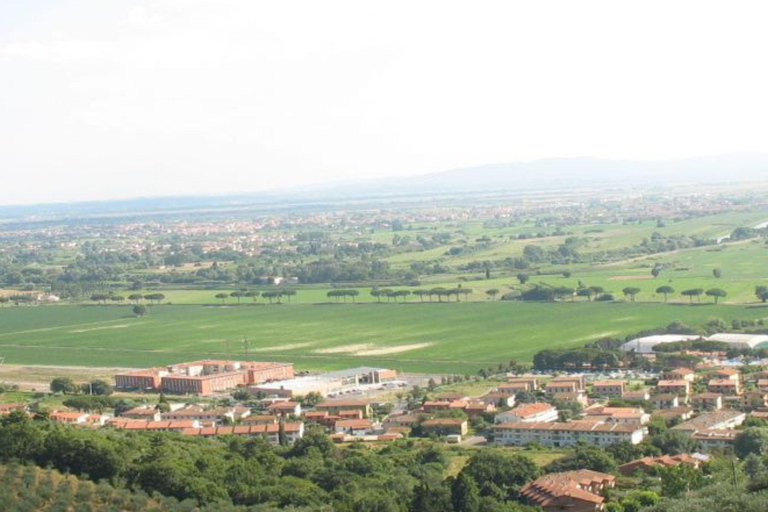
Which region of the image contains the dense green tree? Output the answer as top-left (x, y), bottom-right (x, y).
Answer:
top-left (735, 427), bottom-right (768, 458)
top-left (656, 285), bottom-right (675, 301)
top-left (451, 472), bottom-right (481, 512)
top-left (622, 287), bottom-right (641, 301)
top-left (460, 450), bottom-right (538, 501)
top-left (546, 445), bottom-right (618, 474)
top-left (705, 288), bottom-right (727, 304)
top-left (50, 377), bottom-right (78, 394)
top-left (681, 288), bottom-right (704, 303)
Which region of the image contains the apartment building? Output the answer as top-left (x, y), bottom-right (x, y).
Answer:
top-left (592, 380), bottom-right (625, 397)
top-left (657, 379), bottom-right (691, 396)
top-left (316, 399), bottom-right (371, 418)
top-left (664, 368), bottom-right (695, 382)
top-left (690, 393), bottom-right (723, 411)
top-left (707, 379), bottom-right (741, 395)
top-left (494, 420), bottom-right (645, 447)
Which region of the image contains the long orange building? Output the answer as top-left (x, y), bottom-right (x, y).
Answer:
top-left (115, 360), bottom-right (294, 396)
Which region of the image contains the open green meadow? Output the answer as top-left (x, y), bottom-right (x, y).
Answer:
top-left (1, 302), bottom-right (767, 373)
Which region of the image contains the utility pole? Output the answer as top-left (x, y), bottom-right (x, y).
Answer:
top-left (242, 337), bottom-right (249, 360)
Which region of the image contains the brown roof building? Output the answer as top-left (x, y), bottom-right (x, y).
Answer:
top-left (521, 470), bottom-right (615, 512)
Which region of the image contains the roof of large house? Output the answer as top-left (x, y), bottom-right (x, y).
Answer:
top-left (691, 392), bottom-right (723, 400)
top-left (50, 411), bottom-right (88, 421)
top-left (708, 379), bottom-right (738, 386)
top-left (121, 406), bottom-right (158, 417)
top-left (658, 379), bottom-right (689, 386)
top-left (110, 419), bottom-right (197, 430)
top-left (508, 402), bottom-right (556, 419)
top-left (422, 418), bottom-right (466, 427)
top-left (691, 428), bottom-right (738, 441)
top-left (622, 390), bottom-right (650, 399)
top-left (668, 368), bottom-right (695, 376)
top-left (546, 380), bottom-right (578, 388)
top-left (182, 423), bottom-right (303, 436)
top-left (585, 406), bottom-right (643, 416)
top-left (712, 368), bottom-right (740, 376)
top-left (495, 420), bottom-right (641, 433)
top-left (316, 399), bottom-right (370, 408)
top-left (671, 409), bottom-right (745, 431)
top-left (620, 454), bottom-right (700, 474)
top-left (521, 470), bottom-right (614, 507)
top-left (267, 401), bottom-right (300, 410)
top-left (592, 380), bottom-right (624, 387)
top-left (335, 419), bottom-right (374, 429)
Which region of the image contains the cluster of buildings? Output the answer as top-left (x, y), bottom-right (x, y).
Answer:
top-left (480, 365), bottom-right (768, 451)
top-left (521, 453), bottom-right (709, 512)
top-left (114, 361), bottom-right (401, 399)
top-left (114, 360), bottom-right (295, 395)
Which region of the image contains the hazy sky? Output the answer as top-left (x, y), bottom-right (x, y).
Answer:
top-left (2, 1), bottom-right (768, 204)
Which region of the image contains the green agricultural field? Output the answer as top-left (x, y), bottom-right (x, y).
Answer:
top-left (1, 302), bottom-right (767, 373)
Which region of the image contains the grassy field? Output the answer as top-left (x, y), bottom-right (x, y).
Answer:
top-left (95, 238), bottom-right (768, 307)
top-left (1, 302), bottom-right (767, 373)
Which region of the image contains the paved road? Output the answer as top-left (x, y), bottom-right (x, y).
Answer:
top-left (460, 436), bottom-right (487, 447)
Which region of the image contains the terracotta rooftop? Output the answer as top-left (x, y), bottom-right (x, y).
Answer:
top-left (509, 402), bottom-right (556, 418)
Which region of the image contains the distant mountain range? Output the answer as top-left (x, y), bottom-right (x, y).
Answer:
top-left (357, 153), bottom-right (768, 194)
top-left (3, 153), bottom-right (768, 220)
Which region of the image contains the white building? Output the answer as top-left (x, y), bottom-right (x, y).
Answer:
top-left (705, 333), bottom-right (768, 350)
top-left (494, 402), bottom-right (558, 424)
top-left (494, 420), bottom-right (645, 447)
top-left (620, 335), bottom-right (700, 354)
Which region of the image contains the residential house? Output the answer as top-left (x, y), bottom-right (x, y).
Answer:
top-left (181, 423), bottom-right (304, 444)
top-left (316, 399), bottom-right (371, 418)
top-left (711, 368), bottom-right (740, 382)
top-left (421, 418), bottom-right (468, 437)
top-left (553, 391), bottom-right (589, 407)
top-left (592, 381), bottom-right (625, 398)
top-left (584, 406), bottom-right (650, 426)
top-left (619, 454), bottom-right (703, 476)
top-left (521, 470), bottom-right (615, 512)
top-left (657, 380), bottom-right (691, 396)
top-left (671, 409), bottom-right (746, 434)
top-left (708, 379), bottom-right (741, 395)
top-left (654, 407), bottom-right (694, 423)
top-left (545, 381), bottom-right (578, 396)
top-left (505, 376), bottom-right (540, 390)
top-left (622, 389), bottom-right (650, 401)
top-left (334, 419), bottom-right (376, 436)
top-left (691, 429), bottom-right (738, 451)
top-left (652, 394), bottom-right (680, 409)
top-left (0, 404), bottom-right (27, 416)
top-left (120, 406), bottom-right (161, 421)
top-left (267, 401), bottom-right (301, 417)
top-left (480, 391), bottom-right (516, 408)
top-left (691, 393), bottom-right (723, 411)
top-left (50, 411), bottom-right (90, 424)
top-left (664, 368), bottom-right (695, 382)
top-left (494, 402), bottom-right (558, 424)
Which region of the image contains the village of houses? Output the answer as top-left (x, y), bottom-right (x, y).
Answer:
top-left (2, 352), bottom-right (766, 451)
top-left (3, 347), bottom-right (768, 512)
